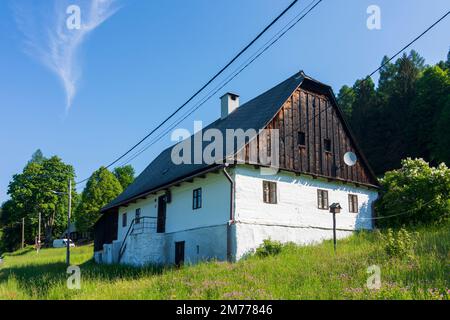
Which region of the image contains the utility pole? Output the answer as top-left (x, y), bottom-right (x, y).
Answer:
top-left (37, 212), bottom-right (41, 253)
top-left (66, 178), bottom-right (72, 265)
top-left (21, 218), bottom-right (25, 249)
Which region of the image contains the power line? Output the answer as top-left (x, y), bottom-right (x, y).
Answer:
top-left (75, 0), bottom-right (300, 185)
top-left (115, 0), bottom-right (323, 168)
top-left (304, 9), bottom-right (450, 126)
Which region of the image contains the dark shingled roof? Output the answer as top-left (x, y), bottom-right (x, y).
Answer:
top-left (102, 71), bottom-right (306, 211)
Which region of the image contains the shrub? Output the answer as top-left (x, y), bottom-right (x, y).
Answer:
top-left (382, 228), bottom-right (416, 259)
top-left (375, 158), bottom-right (450, 228)
top-left (255, 239), bottom-right (283, 257)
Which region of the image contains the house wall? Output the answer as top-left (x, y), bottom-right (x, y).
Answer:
top-left (116, 172), bottom-right (231, 266)
top-left (233, 165), bottom-right (378, 259)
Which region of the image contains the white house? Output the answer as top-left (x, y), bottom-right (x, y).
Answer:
top-left (94, 71), bottom-right (379, 266)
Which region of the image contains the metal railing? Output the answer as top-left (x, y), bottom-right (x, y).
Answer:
top-left (118, 216), bottom-right (157, 262)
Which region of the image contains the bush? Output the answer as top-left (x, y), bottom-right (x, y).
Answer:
top-left (375, 158), bottom-right (450, 228)
top-left (255, 239), bottom-right (283, 257)
top-left (382, 228), bottom-right (416, 259)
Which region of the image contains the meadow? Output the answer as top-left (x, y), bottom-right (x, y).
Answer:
top-left (0, 224), bottom-right (448, 300)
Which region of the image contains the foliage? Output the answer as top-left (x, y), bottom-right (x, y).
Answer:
top-left (255, 239), bottom-right (283, 257)
top-left (0, 151), bottom-right (76, 251)
top-left (113, 165), bottom-right (135, 190)
top-left (74, 167), bottom-right (122, 233)
top-left (0, 223), bottom-right (448, 300)
top-left (382, 228), bottom-right (416, 259)
top-left (375, 158), bottom-right (450, 227)
top-left (338, 49), bottom-right (450, 174)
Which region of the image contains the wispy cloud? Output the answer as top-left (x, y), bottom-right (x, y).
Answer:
top-left (13, 0), bottom-right (120, 111)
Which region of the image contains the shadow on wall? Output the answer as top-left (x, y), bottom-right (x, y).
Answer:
top-left (355, 202), bottom-right (371, 230)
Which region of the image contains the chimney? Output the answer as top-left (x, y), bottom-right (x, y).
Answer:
top-left (220, 92), bottom-right (239, 119)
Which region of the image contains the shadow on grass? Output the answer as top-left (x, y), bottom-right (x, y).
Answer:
top-left (0, 258), bottom-right (172, 298)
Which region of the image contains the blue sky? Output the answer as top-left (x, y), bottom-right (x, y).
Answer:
top-left (1, 0), bottom-right (449, 202)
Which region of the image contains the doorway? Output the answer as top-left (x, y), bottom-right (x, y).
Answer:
top-left (175, 241), bottom-right (185, 266)
top-left (157, 195), bottom-right (166, 233)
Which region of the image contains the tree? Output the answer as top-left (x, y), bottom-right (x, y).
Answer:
top-left (375, 158), bottom-right (450, 228)
top-left (74, 167), bottom-right (122, 233)
top-left (409, 66), bottom-right (450, 161)
top-left (336, 85), bottom-right (355, 119)
top-left (28, 149), bottom-right (46, 165)
top-left (3, 155), bottom-right (76, 247)
top-left (113, 165), bottom-right (135, 190)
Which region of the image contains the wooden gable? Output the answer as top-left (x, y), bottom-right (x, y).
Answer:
top-left (239, 78), bottom-right (378, 187)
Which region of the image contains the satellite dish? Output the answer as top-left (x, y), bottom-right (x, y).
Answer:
top-left (343, 152), bottom-right (357, 167)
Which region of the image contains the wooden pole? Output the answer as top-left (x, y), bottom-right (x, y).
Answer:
top-left (66, 179), bottom-right (72, 265)
top-left (332, 212), bottom-right (337, 254)
top-left (21, 218), bottom-right (25, 249)
top-left (37, 212), bottom-right (41, 253)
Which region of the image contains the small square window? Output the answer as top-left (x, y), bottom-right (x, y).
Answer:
top-left (324, 139), bottom-right (332, 152)
top-left (263, 181), bottom-right (277, 204)
top-left (193, 188), bottom-right (202, 210)
top-left (122, 213), bottom-right (127, 228)
top-left (349, 194), bottom-right (358, 213)
top-left (135, 208), bottom-right (141, 224)
top-left (298, 131), bottom-right (306, 146)
top-left (317, 189), bottom-right (329, 210)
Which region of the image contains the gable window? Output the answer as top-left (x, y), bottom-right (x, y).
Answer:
top-left (317, 189), bottom-right (329, 210)
top-left (122, 213), bottom-right (127, 228)
top-left (324, 138), bottom-right (332, 152)
top-left (193, 188), bottom-right (202, 210)
top-left (135, 208), bottom-right (141, 224)
top-left (298, 131), bottom-right (306, 146)
top-left (263, 181), bottom-right (277, 204)
top-left (349, 194), bottom-right (358, 213)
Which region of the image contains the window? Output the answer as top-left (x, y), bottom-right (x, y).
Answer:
top-left (324, 138), bottom-right (332, 152)
top-left (135, 208), bottom-right (141, 224)
top-left (193, 188), bottom-right (202, 210)
top-left (349, 194), bottom-right (358, 213)
top-left (298, 131), bottom-right (306, 146)
top-left (263, 181), bottom-right (277, 204)
top-left (317, 189), bottom-right (329, 210)
top-left (122, 213), bottom-right (127, 228)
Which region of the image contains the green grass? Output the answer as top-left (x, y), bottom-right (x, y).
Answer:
top-left (0, 224), bottom-right (448, 300)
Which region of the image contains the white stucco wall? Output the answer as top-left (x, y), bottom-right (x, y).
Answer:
top-left (233, 165), bottom-right (378, 259)
top-left (115, 172), bottom-right (231, 266)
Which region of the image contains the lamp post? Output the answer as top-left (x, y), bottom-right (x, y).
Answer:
top-left (51, 178), bottom-right (72, 265)
top-left (329, 203), bottom-right (342, 254)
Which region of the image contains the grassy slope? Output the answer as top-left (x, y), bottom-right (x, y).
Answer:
top-left (0, 225), bottom-right (448, 300)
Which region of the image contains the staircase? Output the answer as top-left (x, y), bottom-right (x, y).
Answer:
top-left (118, 216), bottom-right (156, 263)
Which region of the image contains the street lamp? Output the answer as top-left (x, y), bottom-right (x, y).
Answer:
top-left (51, 178), bottom-right (72, 265)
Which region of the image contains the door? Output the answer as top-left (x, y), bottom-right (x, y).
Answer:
top-left (175, 241), bottom-right (185, 266)
top-left (157, 195), bottom-right (167, 233)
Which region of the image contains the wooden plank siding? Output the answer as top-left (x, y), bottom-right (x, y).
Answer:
top-left (238, 87), bottom-right (376, 186)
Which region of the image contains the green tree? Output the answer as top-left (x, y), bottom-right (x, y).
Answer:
top-left (28, 149), bottom-right (46, 165)
top-left (336, 85), bottom-right (355, 119)
top-left (409, 66), bottom-right (450, 161)
top-left (375, 158), bottom-right (450, 228)
top-left (113, 165), bottom-right (135, 190)
top-left (3, 155), bottom-right (76, 247)
top-left (74, 167), bottom-right (122, 233)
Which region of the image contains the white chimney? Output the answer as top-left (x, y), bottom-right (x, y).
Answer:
top-left (220, 92), bottom-right (239, 119)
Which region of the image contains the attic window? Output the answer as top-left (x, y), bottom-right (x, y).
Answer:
top-left (324, 138), bottom-right (332, 152)
top-left (298, 131), bottom-right (306, 146)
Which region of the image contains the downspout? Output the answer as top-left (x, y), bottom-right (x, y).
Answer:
top-left (223, 164), bottom-right (235, 262)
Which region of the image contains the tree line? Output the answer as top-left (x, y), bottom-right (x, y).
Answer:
top-left (0, 150), bottom-right (135, 252)
top-left (337, 49), bottom-right (450, 175)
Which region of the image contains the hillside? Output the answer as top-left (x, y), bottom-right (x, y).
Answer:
top-left (0, 225), bottom-right (448, 300)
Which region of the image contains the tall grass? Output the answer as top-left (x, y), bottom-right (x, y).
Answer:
top-left (0, 224), bottom-right (448, 300)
